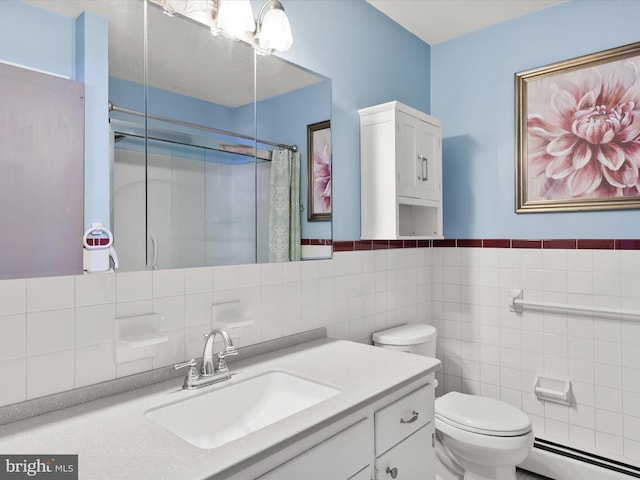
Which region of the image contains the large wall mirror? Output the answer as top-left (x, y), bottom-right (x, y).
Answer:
top-left (0, 0), bottom-right (331, 279)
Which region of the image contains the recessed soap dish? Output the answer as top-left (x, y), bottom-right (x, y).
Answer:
top-left (211, 300), bottom-right (254, 330)
top-left (120, 332), bottom-right (168, 349)
top-left (115, 313), bottom-right (168, 364)
top-left (533, 375), bottom-right (572, 405)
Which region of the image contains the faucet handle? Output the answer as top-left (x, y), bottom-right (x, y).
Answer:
top-left (175, 358), bottom-right (197, 370)
top-left (175, 358), bottom-right (199, 377)
top-left (215, 347), bottom-right (238, 373)
top-left (222, 345), bottom-right (238, 356)
top-left (175, 359), bottom-right (199, 390)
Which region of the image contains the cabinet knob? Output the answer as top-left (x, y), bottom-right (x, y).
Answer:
top-left (386, 466), bottom-right (398, 478)
top-left (400, 410), bottom-right (419, 424)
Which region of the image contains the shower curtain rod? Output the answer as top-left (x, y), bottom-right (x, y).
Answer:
top-left (108, 102), bottom-right (298, 153)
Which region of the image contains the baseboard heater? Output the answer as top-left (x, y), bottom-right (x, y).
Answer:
top-left (520, 438), bottom-right (640, 480)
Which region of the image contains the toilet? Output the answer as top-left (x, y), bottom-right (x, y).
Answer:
top-left (372, 323), bottom-right (533, 480)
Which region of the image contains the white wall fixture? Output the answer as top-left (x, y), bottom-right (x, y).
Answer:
top-left (533, 375), bottom-right (572, 406)
top-left (115, 313), bottom-right (168, 363)
top-left (359, 101), bottom-right (443, 239)
top-left (508, 288), bottom-right (640, 318)
top-left (211, 300), bottom-right (254, 341)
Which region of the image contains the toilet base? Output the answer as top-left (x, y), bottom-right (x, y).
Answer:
top-left (435, 435), bottom-right (464, 480)
top-left (435, 429), bottom-right (522, 480)
top-left (436, 454), bottom-right (516, 480)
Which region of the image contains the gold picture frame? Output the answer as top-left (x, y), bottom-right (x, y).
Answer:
top-left (515, 41), bottom-right (640, 213)
top-left (307, 120), bottom-right (331, 221)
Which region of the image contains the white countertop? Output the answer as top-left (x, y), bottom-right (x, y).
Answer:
top-left (0, 338), bottom-right (440, 480)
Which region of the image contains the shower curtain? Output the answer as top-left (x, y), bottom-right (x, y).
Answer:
top-left (268, 149), bottom-right (301, 262)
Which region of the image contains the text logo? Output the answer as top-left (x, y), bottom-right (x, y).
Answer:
top-left (0, 456), bottom-right (77, 480)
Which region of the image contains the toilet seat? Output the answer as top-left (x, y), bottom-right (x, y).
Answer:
top-left (435, 392), bottom-right (531, 437)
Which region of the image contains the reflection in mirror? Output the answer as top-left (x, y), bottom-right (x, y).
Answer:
top-left (113, 2), bottom-right (258, 271)
top-left (256, 54), bottom-right (332, 262)
top-left (0, 62), bottom-right (84, 279)
top-left (0, 0), bottom-right (331, 279)
top-left (1, 0), bottom-right (145, 280)
top-left (113, 1), bottom-right (332, 272)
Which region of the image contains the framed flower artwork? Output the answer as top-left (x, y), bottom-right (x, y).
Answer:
top-left (515, 41), bottom-right (640, 212)
top-left (307, 120), bottom-right (331, 221)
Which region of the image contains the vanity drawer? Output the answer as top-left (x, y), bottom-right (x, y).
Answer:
top-left (374, 383), bottom-right (434, 456)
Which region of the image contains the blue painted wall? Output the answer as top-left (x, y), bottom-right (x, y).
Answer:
top-left (113, 75), bottom-right (330, 239)
top-left (0, 1), bottom-right (109, 232)
top-left (256, 80), bottom-right (332, 240)
top-left (0, 1), bottom-right (74, 77)
top-left (76, 12), bottom-right (109, 232)
top-left (113, 0), bottom-right (430, 242)
top-left (3, 0), bottom-right (431, 243)
top-left (278, 0), bottom-right (431, 240)
top-left (432, 0), bottom-right (640, 239)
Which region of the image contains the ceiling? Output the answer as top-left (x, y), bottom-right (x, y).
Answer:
top-left (367, 0), bottom-right (565, 45)
top-left (25, 0), bottom-right (321, 108)
top-left (23, 0), bottom-right (568, 106)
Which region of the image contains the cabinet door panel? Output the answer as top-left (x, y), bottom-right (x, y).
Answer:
top-left (416, 121), bottom-right (441, 202)
top-left (397, 112), bottom-right (440, 203)
top-left (396, 112), bottom-right (422, 199)
top-left (258, 418), bottom-right (370, 480)
top-left (375, 423), bottom-right (434, 480)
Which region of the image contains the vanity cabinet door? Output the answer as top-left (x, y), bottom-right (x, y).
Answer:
top-left (375, 423), bottom-right (434, 480)
top-left (375, 383), bottom-right (434, 456)
top-left (258, 418), bottom-right (371, 480)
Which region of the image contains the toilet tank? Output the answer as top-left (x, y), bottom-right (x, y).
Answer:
top-left (372, 323), bottom-right (437, 357)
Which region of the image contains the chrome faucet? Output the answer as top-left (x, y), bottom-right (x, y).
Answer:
top-left (174, 328), bottom-right (238, 390)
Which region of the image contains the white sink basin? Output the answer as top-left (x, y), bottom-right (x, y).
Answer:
top-left (146, 371), bottom-right (340, 449)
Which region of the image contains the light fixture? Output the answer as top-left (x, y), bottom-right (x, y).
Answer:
top-left (216, 0), bottom-right (255, 40)
top-left (255, 0), bottom-right (293, 53)
top-left (154, 0), bottom-right (293, 54)
top-left (158, 0), bottom-right (210, 23)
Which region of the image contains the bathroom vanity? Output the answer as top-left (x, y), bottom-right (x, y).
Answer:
top-left (0, 335), bottom-right (440, 479)
top-left (254, 381), bottom-right (434, 480)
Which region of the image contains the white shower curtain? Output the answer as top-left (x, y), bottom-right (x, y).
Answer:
top-left (268, 149), bottom-right (301, 262)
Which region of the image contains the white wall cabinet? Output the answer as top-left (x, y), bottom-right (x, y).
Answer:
top-left (254, 383), bottom-right (435, 480)
top-left (359, 101), bottom-right (443, 239)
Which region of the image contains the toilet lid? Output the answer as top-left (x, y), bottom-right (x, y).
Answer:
top-left (372, 323), bottom-right (436, 346)
top-left (435, 392), bottom-right (531, 436)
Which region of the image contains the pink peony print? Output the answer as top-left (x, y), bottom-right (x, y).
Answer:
top-left (527, 60), bottom-right (640, 200)
top-left (312, 131), bottom-right (331, 213)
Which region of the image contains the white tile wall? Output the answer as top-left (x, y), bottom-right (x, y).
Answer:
top-left (0, 248), bottom-right (430, 409)
top-left (3, 244), bottom-right (639, 467)
top-left (432, 246), bottom-right (640, 468)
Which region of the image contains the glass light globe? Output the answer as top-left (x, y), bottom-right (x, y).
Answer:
top-left (258, 7), bottom-right (293, 52)
top-left (217, 0), bottom-right (255, 40)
